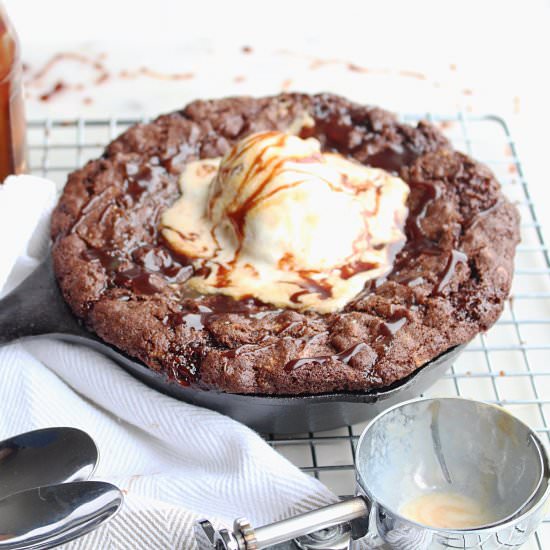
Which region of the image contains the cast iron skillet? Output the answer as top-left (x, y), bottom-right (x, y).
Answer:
top-left (0, 257), bottom-right (465, 434)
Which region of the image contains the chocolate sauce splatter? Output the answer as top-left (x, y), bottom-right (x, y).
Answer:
top-left (398, 70), bottom-right (427, 81)
top-left (39, 81), bottom-right (67, 102)
top-left (27, 51), bottom-right (195, 103)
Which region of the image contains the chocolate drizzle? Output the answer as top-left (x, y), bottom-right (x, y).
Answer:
top-left (435, 249), bottom-right (468, 294)
top-left (161, 120), bottom-right (468, 372)
top-left (300, 103), bottom-right (420, 175)
top-left (382, 177), bottom-right (470, 295)
top-left (83, 243), bottom-right (193, 295)
top-left (366, 145), bottom-right (418, 174)
top-left (402, 181), bottom-right (442, 255)
top-left (292, 273), bottom-right (333, 302)
top-left (377, 312), bottom-right (409, 339)
top-left (166, 304), bottom-right (213, 331)
top-left (221, 133), bottom-right (288, 242)
top-left (340, 260), bottom-right (380, 280)
top-left (166, 295), bottom-right (270, 331)
top-left (290, 290), bottom-right (309, 304)
top-left (284, 341), bottom-right (370, 372)
top-left (49, 92), bottom-right (518, 396)
top-left (132, 244), bottom-right (192, 281)
top-left (207, 132), bottom-right (302, 289)
top-left (189, 130), bottom-right (402, 302)
top-left (82, 248), bottom-right (123, 271)
top-left (124, 163), bottom-right (167, 204)
top-left (284, 309), bottom-right (409, 372)
top-left (74, 153), bottom-right (196, 297)
top-left (114, 267), bottom-right (164, 295)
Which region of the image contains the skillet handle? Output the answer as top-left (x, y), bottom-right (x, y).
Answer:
top-left (0, 256), bottom-right (83, 345)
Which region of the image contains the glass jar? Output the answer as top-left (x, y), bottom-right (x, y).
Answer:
top-left (0, 3), bottom-right (26, 182)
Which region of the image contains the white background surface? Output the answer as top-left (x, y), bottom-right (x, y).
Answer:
top-left (4, 1), bottom-right (550, 547)
top-left (6, 0), bottom-right (550, 237)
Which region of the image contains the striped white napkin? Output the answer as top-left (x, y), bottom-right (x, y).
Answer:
top-left (0, 176), bottom-right (335, 549)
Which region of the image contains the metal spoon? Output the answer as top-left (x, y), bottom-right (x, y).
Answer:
top-left (0, 427), bottom-right (98, 500)
top-left (0, 481), bottom-right (123, 549)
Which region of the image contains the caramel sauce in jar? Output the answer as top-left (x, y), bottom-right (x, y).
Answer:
top-left (0, 4), bottom-right (26, 182)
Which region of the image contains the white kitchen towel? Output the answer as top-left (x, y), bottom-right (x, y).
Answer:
top-left (0, 176), bottom-right (336, 549)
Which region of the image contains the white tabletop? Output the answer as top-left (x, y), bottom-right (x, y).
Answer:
top-left (5, 1), bottom-right (550, 547)
top-left (7, 0), bottom-right (550, 234)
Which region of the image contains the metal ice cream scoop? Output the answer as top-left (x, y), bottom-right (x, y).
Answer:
top-left (0, 427), bottom-right (123, 549)
top-left (195, 397), bottom-right (550, 549)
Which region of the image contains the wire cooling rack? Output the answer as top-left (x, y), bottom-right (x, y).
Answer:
top-left (27, 113), bottom-right (550, 549)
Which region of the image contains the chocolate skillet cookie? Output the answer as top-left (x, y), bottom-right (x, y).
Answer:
top-left (51, 93), bottom-right (520, 395)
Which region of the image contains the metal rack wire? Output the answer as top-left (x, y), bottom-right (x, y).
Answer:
top-left (27, 113), bottom-right (550, 549)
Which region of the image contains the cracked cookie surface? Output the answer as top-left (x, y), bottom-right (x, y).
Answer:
top-left (51, 93), bottom-right (520, 394)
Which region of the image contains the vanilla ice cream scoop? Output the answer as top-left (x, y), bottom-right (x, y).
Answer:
top-left (161, 131), bottom-right (409, 313)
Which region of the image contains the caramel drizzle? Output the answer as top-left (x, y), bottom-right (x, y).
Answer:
top-left (199, 132), bottom-right (389, 294)
top-left (289, 272), bottom-right (333, 304)
top-left (340, 260), bottom-right (380, 280)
